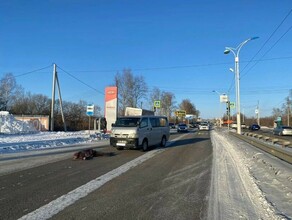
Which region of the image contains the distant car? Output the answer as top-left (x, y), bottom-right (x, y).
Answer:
top-left (249, 124), bottom-right (260, 131)
top-left (199, 122), bottom-right (210, 131)
top-left (231, 123), bottom-right (237, 129)
top-left (190, 122), bottom-right (200, 128)
top-left (177, 123), bottom-right (188, 132)
top-left (169, 123), bottom-right (176, 129)
top-left (189, 123), bottom-right (195, 128)
top-left (273, 126), bottom-right (292, 136)
top-left (231, 123), bottom-right (246, 129)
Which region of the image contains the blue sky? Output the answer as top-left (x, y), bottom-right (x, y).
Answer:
top-left (0, 0), bottom-right (291, 119)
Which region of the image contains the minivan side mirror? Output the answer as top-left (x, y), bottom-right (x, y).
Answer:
top-left (111, 123), bottom-right (115, 127)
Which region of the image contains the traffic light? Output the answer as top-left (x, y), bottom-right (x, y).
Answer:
top-left (153, 106), bottom-right (156, 112)
top-left (226, 101), bottom-right (230, 116)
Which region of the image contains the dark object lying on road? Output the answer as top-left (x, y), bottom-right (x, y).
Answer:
top-left (73, 149), bottom-right (115, 160)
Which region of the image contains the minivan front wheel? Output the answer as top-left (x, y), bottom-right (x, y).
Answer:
top-left (141, 140), bottom-right (148, 152)
top-left (160, 136), bottom-right (166, 147)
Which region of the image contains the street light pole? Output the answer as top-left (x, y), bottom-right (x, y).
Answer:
top-left (224, 37), bottom-right (259, 134)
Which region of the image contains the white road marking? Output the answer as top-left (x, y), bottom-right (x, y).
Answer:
top-left (19, 136), bottom-right (183, 220)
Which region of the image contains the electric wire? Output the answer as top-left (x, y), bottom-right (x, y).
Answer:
top-left (225, 8), bottom-right (292, 95)
top-left (240, 8), bottom-right (292, 79)
top-left (241, 24), bottom-right (292, 79)
top-left (13, 65), bottom-right (53, 78)
top-left (56, 65), bottom-right (104, 95)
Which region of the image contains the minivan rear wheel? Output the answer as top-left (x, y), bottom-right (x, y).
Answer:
top-left (160, 136), bottom-right (166, 147)
top-left (141, 140), bottom-right (148, 152)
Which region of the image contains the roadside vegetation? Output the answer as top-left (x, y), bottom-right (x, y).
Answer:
top-left (0, 71), bottom-right (290, 130)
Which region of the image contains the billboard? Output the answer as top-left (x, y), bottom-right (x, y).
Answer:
top-left (105, 86), bottom-right (118, 131)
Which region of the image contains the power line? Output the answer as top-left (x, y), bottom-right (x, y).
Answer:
top-left (65, 56), bottom-right (292, 74)
top-left (241, 8), bottom-right (292, 79)
top-left (13, 65), bottom-right (53, 78)
top-left (56, 65), bottom-right (104, 95)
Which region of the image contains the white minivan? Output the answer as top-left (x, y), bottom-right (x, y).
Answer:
top-left (110, 116), bottom-right (170, 151)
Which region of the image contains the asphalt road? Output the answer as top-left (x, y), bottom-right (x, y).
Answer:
top-left (0, 130), bottom-right (213, 220)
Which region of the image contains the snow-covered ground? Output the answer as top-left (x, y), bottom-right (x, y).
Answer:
top-left (0, 113), bottom-right (291, 219)
top-left (0, 113), bottom-right (109, 175)
top-left (209, 129), bottom-right (292, 220)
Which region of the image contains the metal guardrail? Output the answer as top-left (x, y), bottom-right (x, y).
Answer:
top-left (244, 132), bottom-right (291, 147)
top-left (229, 131), bottom-right (292, 164)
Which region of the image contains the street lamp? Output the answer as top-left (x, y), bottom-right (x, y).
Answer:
top-left (224, 37), bottom-right (259, 134)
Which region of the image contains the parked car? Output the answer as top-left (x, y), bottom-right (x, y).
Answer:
top-left (169, 122), bottom-right (176, 129)
top-left (177, 123), bottom-right (188, 132)
top-left (199, 122), bottom-right (210, 131)
top-left (249, 124), bottom-right (260, 131)
top-left (273, 126), bottom-right (292, 136)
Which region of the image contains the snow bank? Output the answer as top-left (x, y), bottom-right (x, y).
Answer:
top-left (208, 129), bottom-right (284, 220)
top-left (0, 111), bottom-right (36, 134)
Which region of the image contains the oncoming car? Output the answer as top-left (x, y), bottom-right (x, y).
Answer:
top-left (110, 115), bottom-right (170, 151)
top-left (199, 122), bottom-right (210, 131)
top-left (169, 122), bottom-right (176, 129)
top-left (177, 123), bottom-right (188, 132)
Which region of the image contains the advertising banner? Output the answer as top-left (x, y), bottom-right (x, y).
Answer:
top-left (105, 87), bottom-right (118, 131)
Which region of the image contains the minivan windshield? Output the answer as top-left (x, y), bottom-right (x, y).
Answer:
top-left (114, 117), bottom-right (141, 127)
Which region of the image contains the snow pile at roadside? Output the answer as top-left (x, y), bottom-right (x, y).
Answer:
top-left (208, 129), bottom-right (292, 219)
top-left (0, 131), bottom-right (109, 153)
top-left (0, 111), bottom-right (109, 153)
top-left (0, 111), bottom-right (36, 134)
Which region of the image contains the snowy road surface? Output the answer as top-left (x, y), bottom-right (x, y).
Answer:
top-left (0, 129), bottom-right (291, 219)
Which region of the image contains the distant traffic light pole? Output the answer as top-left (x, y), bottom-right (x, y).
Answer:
top-left (212, 90), bottom-right (227, 127)
top-left (224, 37), bottom-right (259, 134)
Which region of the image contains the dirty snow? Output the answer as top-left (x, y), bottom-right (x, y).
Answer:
top-left (209, 129), bottom-right (292, 220)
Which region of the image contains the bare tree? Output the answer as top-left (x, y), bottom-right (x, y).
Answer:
top-left (161, 91), bottom-right (176, 118)
top-left (133, 75), bottom-right (148, 108)
top-left (272, 108), bottom-right (282, 118)
top-left (115, 69), bottom-right (148, 115)
top-left (149, 87), bottom-right (161, 111)
top-left (0, 73), bottom-right (22, 111)
top-left (179, 99), bottom-right (200, 117)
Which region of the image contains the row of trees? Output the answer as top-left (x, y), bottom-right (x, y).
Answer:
top-left (1, 70), bottom-right (290, 129)
top-left (0, 70), bottom-right (200, 131)
top-left (0, 73), bottom-right (101, 131)
top-left (114, 69), bottom-right (200, 121)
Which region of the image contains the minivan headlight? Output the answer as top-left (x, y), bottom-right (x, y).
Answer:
top-left (128, 133), bottom-right (138, 138)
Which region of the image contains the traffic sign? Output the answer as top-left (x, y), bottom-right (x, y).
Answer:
top-left (87, 104), bottom-right (94, 116)
top-left (175, 110), bottom-right (186, 117)
top-left (154, 100), bottom-right (161, 108)
top-left (229, 102), bottom-right (235, 109)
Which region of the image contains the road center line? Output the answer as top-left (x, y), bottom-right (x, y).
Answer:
top-left (19, 135), bottom-right (183, 220)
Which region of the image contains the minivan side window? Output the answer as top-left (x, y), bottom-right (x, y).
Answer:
top-left (140, 118), bottom-right (148, 128)
top-left (159, 117), bottom-right (167, 127)
top-left (150, 118), bottom-right (159, 127)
